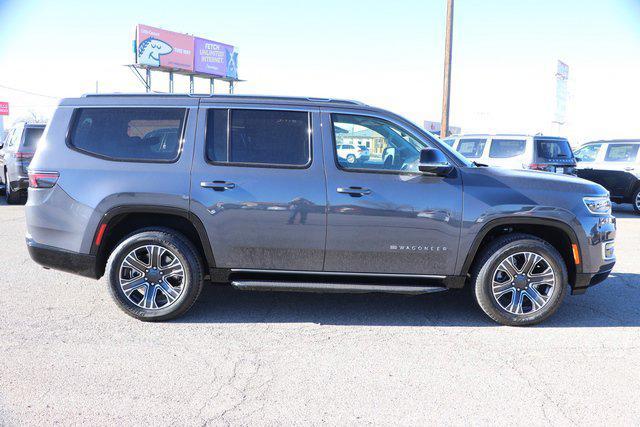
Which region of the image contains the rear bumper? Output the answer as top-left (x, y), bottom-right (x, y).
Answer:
top-left (26, 238), bottom-right (99, 279)
top-left (572, 261), bottom-right (615, 295)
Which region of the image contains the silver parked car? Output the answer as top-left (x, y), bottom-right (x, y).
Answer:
top-left (0, 122), bottom-right (46, 204)
top-left (447, 134), bottom-right (577, 175)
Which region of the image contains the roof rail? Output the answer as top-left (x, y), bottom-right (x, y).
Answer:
top-left (82, 93), bottom-right (366, 106)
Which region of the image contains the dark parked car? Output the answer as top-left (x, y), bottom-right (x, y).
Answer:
top-left (0, 122), bottom-right (46, 204)
top-left (575, 140), bottom-right (640, 213)
top-left (25, 94), bottom-right (615, 326)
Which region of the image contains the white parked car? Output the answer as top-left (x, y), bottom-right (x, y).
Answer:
top-left (336, 143), bottom-right (370, 164)
top-left (447, 134), bottom-right (577, 175)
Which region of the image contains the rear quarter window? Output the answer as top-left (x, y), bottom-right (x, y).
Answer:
top-left (68, 108), bottom-right (187, 162)
top-left (489, 139), bottom-right (526, 158)
top-left (604, 144), bottom-right (639, 162)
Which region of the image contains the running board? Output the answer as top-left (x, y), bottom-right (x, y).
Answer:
top-left (231, 280), bottom-right (447, 295)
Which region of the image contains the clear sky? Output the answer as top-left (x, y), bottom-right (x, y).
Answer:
top-left (1, 0), bottom-right (639, 144)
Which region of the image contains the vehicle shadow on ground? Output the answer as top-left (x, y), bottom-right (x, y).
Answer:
top-left (613, 204), bottom-right (638, 218)
top-left (180, 272), bottom-right (640, 327)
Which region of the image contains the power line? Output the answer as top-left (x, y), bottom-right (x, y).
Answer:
top-left (0, 84), bottom-right (61, 99)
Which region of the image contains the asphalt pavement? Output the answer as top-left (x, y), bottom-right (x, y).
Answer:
top-left (1, 199), bottom-right (639, 425)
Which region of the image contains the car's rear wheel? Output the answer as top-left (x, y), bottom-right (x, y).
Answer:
top-left (4, 172), bottom-right (21, 205)
top-left (346, 154), bottom-right (356, 164)
top-left (470, 233), bottom-right (568, 326)
top-left (632, 187), bottom-right (640, 214)
top-left (106, 228), bottom-right (204, 321)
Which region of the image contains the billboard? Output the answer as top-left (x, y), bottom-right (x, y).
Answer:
top-left (0, 102), bottom-right (8, 116)
top-left (194, 37), bottom-right (238, 79)
top-left (135, 25), bottom-right (238, 79)
top-left (136, 24), bottom-right (194, 72)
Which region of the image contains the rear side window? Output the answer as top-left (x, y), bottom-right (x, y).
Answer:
top-left (536, 139), bottom-right (573, 160)
top-left (69, 108), bottom-right (186, 162)
top-left (489, 139), bottom-right (526, 158)
top-left (457, 138), bottom-right (486, 158)
top-left (22, 127), bottom-right (45, 149)
top-left (206, 109), bottom-right (310, 167)
top-left (442, 138), bottom-right (455, 146)
top-left (604, 144), bottom-right (639, 162)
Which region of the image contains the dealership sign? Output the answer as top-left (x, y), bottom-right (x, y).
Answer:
top-left (0, 102), bottom-right (9, 116)
top-left (135, 25), bottom-right (238, 79)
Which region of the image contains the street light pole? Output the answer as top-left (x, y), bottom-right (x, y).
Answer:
top-left (440, 0), bottom-right (454, 139)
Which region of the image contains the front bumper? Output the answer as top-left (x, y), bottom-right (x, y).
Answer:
top-left (26, 238), bottom-right (100, 279)
top-left (572, 261), bottom-right (615, 295)
top-left (13, 177), bottom-right (29, 191)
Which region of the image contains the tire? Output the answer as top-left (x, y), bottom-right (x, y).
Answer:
top-left (470, 233), bottom-right (568, 326)
top-left (4, 172), bottom-right (21, 205)
top-left (346, 154), bottom-right (356, 164)
top-left (105, 228), bottom-right (205, 321)
top-left (632, 187), bottom-right (640, 214)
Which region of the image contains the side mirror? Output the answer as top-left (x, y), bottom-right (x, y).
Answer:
top-left (419, 148), bottom-right (453, 176)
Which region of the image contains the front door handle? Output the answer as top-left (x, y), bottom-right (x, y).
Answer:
top-left (337, 186), bottom-right (372, 197)
top-left (201, 181), bottom-right (236, 191)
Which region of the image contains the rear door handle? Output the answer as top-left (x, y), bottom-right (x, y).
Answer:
top-left (337, 186), bottom-right (372, 197)
top-left (201, 181), bottom-right (236, 191)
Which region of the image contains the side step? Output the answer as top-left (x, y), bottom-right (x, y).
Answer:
top-left (231, 281), bottom-right (447, 295)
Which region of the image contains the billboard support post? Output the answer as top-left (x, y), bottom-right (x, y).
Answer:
top-left (209, 78), bottom-right (215, 95)
top-left (145, 68), bottom-right (151, 93)
top-left (229, 81), bottom-right (234, 94)
top-left (440, 0), bottom-right (454, 139)
top-left (169, 72), bottom-right (174, 93)
top-left (189, 76), bottom-right (194, 94)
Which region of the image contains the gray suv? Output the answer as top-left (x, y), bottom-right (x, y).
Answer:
top-left (25, 94), bottom-right (616, 326)
top-left (0, 122), bottom-right (45, 204)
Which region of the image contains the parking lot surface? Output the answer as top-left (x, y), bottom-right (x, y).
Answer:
top-left (1, 199), bottom-right (639, 425)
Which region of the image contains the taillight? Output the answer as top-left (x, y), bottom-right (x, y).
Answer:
top-left (13, 152), bottom-right (34, 160)
top-left (28, 171), bottom-right (59, 189)
top-left (527, 163), bottom-right (549, 171)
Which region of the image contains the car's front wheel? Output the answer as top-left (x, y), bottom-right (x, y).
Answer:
top-left (471, 233), bottom-right (568, 326)
top-left (106, 228), bottom-right (204, 321)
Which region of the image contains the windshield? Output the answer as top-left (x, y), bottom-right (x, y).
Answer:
top-left (22, 127), bottom-right (44, 149)
top-left (535, 138), bottom-right (573, 160)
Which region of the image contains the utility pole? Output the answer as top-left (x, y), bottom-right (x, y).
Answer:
top-left (440, 0), bottom-right (454, 139)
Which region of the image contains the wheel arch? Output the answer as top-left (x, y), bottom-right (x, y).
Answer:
top-left (461, 217), bottom-right (582, 288)
top-left (91, 205), bottom-right (215, 279)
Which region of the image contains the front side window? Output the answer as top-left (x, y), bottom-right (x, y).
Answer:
top-left (457, 138), bottom-right (486, 158)
top-left (206, 109), bottom-right (310, 167)
top-left (604, 144), bottom-right (639, 162)
top-left (489, 139), bottom-right (526, 158)
top-left (332, 114), bottom-right (428, 173)
top-left (69, 108), bottom-right (186, 161)
top-left (574, 144), bottom-right (601, 162)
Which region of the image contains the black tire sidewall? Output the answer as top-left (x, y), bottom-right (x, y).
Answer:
top-left (633, 188), bottom-right (640, 214)
top-left (474, 238), bottom-right (568, 326)
top-left (106, 230), bottom-right (203, 321)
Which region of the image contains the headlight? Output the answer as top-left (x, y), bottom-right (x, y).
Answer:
top-left (583, 196), bottom-right (612, 215)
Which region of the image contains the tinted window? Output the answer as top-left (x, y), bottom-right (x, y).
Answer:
top-left (489, 139), bottom-right (526, 158)
top-left (69, 108), bottom-right (185, 161)
top-left (536, 138), bottom-right (573, 160)
top-left (332, 114), bottom-right (428, 173)
top-left (22, 127), bottom-right (45, 148)
top-left (206, 109), bottom-right (310, 166)
top-left (605, 144), bottom-right (639, 162)
top-left (442, 138), bottom-right (455, 146)
top-left (574, 144), bottom-right (601, 162)
top-left (457, 138), bottom-right (486, 158)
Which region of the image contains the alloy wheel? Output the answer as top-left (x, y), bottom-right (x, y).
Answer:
top-left (118, 244), bottom-right (185, 310)
top-left (491, 251), bottom-right (556, 315)
top-left (635, 191), bottom-right (640, 211)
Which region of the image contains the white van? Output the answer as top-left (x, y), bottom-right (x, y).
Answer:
top-left (446, 134), bottom-right (577, 175)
